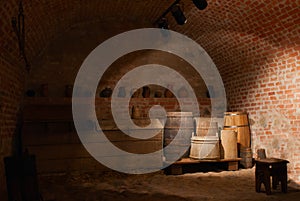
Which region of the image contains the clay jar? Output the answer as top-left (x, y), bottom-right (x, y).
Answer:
top-left (118, 87), bottom-right (126, 97)
top-left (131, 105), bottom-right (141, 119)
top-left (131, 88), bottom-right (142, 98)
top-left (164, 85), bottom-right (174, 98)
top-left (142, 86), bottom-right (150, 98)
top-left (178, 86), bottom-right (188, 98)
top-left (154, 91), bottom-right (162, 98)
top-left (65, 85), bottom-right (73, 97)
top-left (40, 84), bottom-right (48, 97)
top-left (100, 87), bottom-right (112, 97)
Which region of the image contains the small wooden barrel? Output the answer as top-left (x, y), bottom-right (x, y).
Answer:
top-left (189, 136), bottom-right (220, 159)
top-left (240, 147), bottom-right (253, 168)
top-left (164, 112), bottom-right (194, 161)
top-left (194, 117), bottom-right (218, 137)
top-left (223, 112), bottom-right (251, 148)
top-left (220, 130), bottom-right (237, 159)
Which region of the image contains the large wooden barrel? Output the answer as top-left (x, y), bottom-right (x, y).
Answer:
top-left (220, 130), bottom-right (238, 159)
top-left (223, 112), bottom-right (251, 148)
top-left (194, 117), bottom-right (218, 137)
top-left (164, 112), bottom-right (194, 161)
top-left (189, 136), bottom-right (220, 159)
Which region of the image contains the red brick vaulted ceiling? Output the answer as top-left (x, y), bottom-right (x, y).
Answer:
top-left (1, 0), bottom-right (299, 63)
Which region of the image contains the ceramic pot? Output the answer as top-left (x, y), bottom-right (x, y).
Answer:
top-left (142, 86), bottom-right (151, 98)
top-left (118, 87), bottom-right (126, 97)
top-left (165, 85), bottom-right (174, 98)
top-left (65, 85), bottom-right (73, 97)
top-left (178, 86), bottom-right (188, 98)
top-left (40, 84), bottom-right (48, 97)
top-left (100, 87), bottom-right (112, 97)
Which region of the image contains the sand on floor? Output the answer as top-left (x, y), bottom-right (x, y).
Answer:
top-left (39, 167), bottom-right (300, 201)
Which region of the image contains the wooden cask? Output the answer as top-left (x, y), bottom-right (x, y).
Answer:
top-left (223, 112), bottom-right (251, 148)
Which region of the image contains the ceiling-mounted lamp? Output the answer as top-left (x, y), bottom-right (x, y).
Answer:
top-left (171, 4), bottom-right (187, 25)
top-left (192, 0), bottom-right (208, 10)
top-left (158, 18), bottom-right (169, 29)
top-left (154, 0), bottom-right (208, 28)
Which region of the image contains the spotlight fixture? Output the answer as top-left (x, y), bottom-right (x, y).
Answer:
top-left (171, 4), bottom-right (187, 25)
top-left (192, 0), bottom-right (208, 10)
top-left (158, 18), bottom-right (169, 29)
top-left (154, 0), bottom-right (208, 28)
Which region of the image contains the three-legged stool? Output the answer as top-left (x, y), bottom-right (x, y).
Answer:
top-left (255, 158), bottom-right (289, 195)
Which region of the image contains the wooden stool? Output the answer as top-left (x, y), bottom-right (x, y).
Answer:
top-left (255, 158), bottom-right (289, 195)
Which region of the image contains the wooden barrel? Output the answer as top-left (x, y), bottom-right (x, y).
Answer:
top-left (240, 147), bottom-right (253, 168)
top-left (194, 117), bottom-right (218, 137)
top-left (220, 130), bottom-right (237, 159)
top-left (189, 136), bottom-right (220, 159)
top-left (223, 112), bottom-right (251, 148)
top-left (164, 112), bottom-right (194, 161)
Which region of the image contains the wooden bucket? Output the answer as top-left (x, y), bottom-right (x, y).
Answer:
top-left (189, 136), bottom-right (220, 159)
top-left (164, 112), bottom-right (194, 161)
top-left (240, 147), bottom-right (253, 168)
top-left (223, 112), bottom-right (250, 148)
top-left (194, 117), bottom-right (218, 137)
top-left (220, 130), bottom-right (237, 159)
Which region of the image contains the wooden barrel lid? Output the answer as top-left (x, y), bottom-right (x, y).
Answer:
top-left (224, 111), bottom-right (248, 116)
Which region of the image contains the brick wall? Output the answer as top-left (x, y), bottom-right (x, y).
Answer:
top-left (0, 2), bottom-right (27, 199)
top-left (223, 43), bottom-right (300, 183)
top-left (0, 52), bottom-right (25, 200)
top-left (0, 0), bottom-right (300, 195)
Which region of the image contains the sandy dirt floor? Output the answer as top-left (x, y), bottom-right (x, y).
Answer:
top-left (39, 167), bottom-right (300, 201)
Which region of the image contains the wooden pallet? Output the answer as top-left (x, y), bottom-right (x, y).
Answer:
top-left (164, 158), bottom-right (242, 175)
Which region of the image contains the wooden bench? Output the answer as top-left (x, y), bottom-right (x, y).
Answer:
top-left (164, 157), bottom-right (242, 175)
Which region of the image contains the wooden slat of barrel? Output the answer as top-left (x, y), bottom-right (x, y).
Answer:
top-left (236, 126), bottom-right (251, 148)
top-left (194, 117), bottom-right (218, 137)
top-left (164, 112), bottom-right (194, 161)
top-left (190, 136), bottom-right (220, 159)
top-left (224, 112), bottom-right (251, 148)
top-left (220, 130), bottom-right (238, 159)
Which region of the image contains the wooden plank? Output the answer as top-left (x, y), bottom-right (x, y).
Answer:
top-left (23, 130), bottom-right (163, 146)
top-left (164, 157), bottom-right (242, 175)
top-left (165, 164), bottom-right (182, 175)
top-left (27, 140), bottom-right (163, 160)
top-left (23, 132), bottom-right (81, 145)
top-left (104, 130), bottom-right (163, 142)
top-left (35, 158), bottom-right (109, 173)
top-left (171, 158), bottom-right (242, 165)
top-left (27, 144), bottom-right (90, 159)
top-left (23, 105), bottom-right (73, 122)
top-left (228, 161), bottom-right (239, 171)
top-left (35, 155), bottom-right (163, 174)
top-left (24, 97), bottom-right (72, 105)
top-left (99, 119), bottom-right (164, 130)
